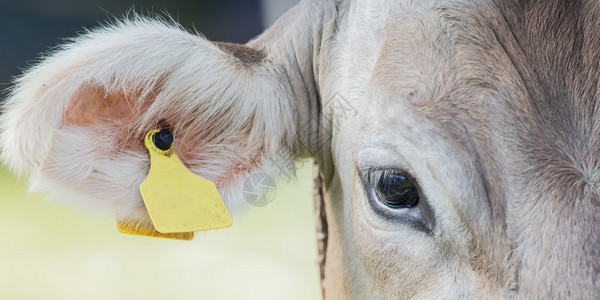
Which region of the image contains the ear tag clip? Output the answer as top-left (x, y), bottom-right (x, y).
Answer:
top-left (117, 129), bottom-right (232, 240)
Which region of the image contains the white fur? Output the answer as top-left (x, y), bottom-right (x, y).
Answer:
top-left (0, 17), bottom-right (297, 219)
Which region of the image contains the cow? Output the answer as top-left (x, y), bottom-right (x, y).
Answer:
top-left (1, 0), bottom-right (599, 298)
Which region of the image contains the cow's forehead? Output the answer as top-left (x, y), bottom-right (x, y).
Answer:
top-left (350, 0), bottom-right (600, 188)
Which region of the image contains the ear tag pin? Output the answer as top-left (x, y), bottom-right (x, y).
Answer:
top-left (116, 129), bottom-right (232, 240)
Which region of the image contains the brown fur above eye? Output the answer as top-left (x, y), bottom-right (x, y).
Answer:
top-left (214, 42), bottom-right (266, 66)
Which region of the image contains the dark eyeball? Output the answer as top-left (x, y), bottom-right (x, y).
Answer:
top-left (371, 170), bottom-right (419, 208)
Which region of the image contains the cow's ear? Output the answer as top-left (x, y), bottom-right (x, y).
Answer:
top-left (0, 5), bottom-right (333, 226)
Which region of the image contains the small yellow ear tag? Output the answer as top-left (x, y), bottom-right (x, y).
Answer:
top-left (117, 129), bottom-right (232, 240)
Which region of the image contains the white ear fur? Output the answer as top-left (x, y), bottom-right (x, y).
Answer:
top-left (0, 18), bottom-right (298, 218)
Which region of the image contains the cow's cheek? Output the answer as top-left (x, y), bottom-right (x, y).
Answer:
top-left (349, 184), bottom-right (454, 298)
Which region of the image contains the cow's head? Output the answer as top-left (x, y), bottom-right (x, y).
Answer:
top-left (2, 1), bottom-right (599, 298)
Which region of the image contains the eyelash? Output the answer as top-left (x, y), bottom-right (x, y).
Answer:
top-left (365, 169), bottom-right (398, 185)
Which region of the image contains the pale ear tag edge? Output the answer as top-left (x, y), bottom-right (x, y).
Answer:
top-left (115, 217), bottom-right (194, 241)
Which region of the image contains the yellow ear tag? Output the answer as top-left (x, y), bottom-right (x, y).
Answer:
top-left (117, 129), bottom-right (232, 240)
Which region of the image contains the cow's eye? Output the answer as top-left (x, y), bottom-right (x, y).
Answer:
top-left (368, 170), bottom-right (419, 208)
top-left (363, 169), bottom-right (433, 231)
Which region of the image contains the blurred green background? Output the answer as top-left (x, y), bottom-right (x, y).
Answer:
top-left (0, 163), bottom-right (321, 300)
top-left (1, 0), bottom-right (322, 299)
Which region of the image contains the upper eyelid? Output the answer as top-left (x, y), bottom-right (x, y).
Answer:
top-left (359, 163), bottom-right (411, 175)
top-left (354, 145), bottom-right (413, 175)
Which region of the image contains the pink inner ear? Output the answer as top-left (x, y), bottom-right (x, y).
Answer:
top-left (62, 84), bottom-right (152, 151)
top-left (60, 84), bottom-right (266, 190)
top-left (64, 84), bottom-right (137, 127)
